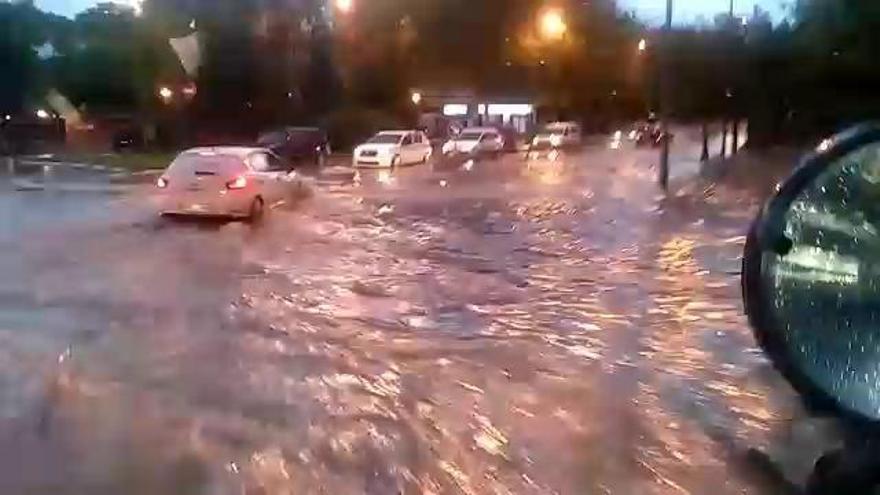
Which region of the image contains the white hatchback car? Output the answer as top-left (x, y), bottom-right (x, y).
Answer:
top-left (531, 122), bottom-right (583, 149)
top-left (156, 147), bottom-right (304, 220)
top-left (353, 130), bottom-right (432, 168)
top-left (441, 127), bottom-right (505, 156)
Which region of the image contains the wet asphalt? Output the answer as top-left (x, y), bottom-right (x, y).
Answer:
top-left (0, 144), bottom-right (840, 494)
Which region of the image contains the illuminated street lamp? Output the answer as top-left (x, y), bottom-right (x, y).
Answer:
top-left (638, 38), bottom-right (647, 52)
top-left (335, 0), bottom-right (353, 14)
top-left (35, 109), bottom-right (50, 119)
top-left (539, 9), bottom-right (567, 41)
top-left (411, 91), bottom-right (422, 105)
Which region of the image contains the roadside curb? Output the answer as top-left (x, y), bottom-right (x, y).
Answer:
top-left (12, 178), bottom-right (135, 194)
top-left (10, 158), bottom-right (165, 177)
top-left (14, 159), bottom-right (131, 175)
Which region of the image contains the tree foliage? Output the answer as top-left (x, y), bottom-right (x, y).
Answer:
top-left (2, 0), bottom-right (878, 144)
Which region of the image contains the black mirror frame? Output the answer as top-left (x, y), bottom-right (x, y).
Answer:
top-left (743, 122), bottom-right (880, 425)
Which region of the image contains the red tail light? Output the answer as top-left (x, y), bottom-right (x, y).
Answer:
top-left (157, 177), bottom-right (169, 188)
top-left (226, 175), bottom-right (248, 190)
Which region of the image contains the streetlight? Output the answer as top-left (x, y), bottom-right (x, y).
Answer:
top-left (35, 109), bottom-right (50, 120)
top-left (411, 91), bottom-right (422, 105)
top-left (638, 38), bottom-right (647, 52)
top-left (539, 9), bottom-right (567, 41)
top-left (335, 0), bottom-right (353, 14)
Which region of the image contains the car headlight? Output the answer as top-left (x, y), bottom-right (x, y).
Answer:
top-left (628, 130), bottom-right (638, 140)
top-left (442, 141), bottom-right (454, 154)
top-left (550, 135), bottom-right (562, 147)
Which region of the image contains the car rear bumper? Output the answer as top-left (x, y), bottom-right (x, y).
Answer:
top-left (157, 191), bottom-right (254, 218)
top-left (353, 156), bottom-right (393, 168)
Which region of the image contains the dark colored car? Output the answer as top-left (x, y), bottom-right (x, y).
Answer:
top-left (497, 126), bottom-right (520, 152)
top-left (632, 122), bottom-right (672, 148)
top-left (112, 127), bottom-right (145, 152)
top-left (257, 127), bottom-right (331, 167)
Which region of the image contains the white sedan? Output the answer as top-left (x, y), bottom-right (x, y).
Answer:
top-left (353, 130), bottom-right (432, 168)
top-left (441, 127), bottom-right (505, 156)
top-left (155, 146), bottom-right (305, 221)
top-left (531, 122), bottom-right (583, 149)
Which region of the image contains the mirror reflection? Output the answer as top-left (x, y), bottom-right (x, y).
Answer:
top-left (763, 141), bottom-right (880, 419)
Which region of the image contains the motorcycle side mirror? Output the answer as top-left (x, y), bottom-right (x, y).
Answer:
top-left (744, 123), bottom-right (880, 424)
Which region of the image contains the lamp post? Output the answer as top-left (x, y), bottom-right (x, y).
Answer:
top-left (658, 0), bottom-right (672, 191)
top-left (537, 9), bottom-right (567, 121)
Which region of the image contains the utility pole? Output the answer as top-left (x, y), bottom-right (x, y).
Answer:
top-left (658, 0), bottom-right (672, 191)
top-left (700, 122), bottom-right (709, 161)
top-left (720, 121), bottom-right (728, 158)
top-left (728, 0), bottom-right (738, 155)
top-left (732, 117), bottom-right (739, 154)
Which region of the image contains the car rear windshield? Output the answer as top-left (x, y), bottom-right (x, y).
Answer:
top-left (457, 131), bottom-right (483, 141)
top-left (367, 134), bottom-right (403, 144)
top-left (257, 131), bottom-right (286, 145)
top-left (288, 130), bottom-right (322, 143)
top-left (540, 125), bottom-right (566, 134)
top-left (167, 153), bottom-right (247, 177)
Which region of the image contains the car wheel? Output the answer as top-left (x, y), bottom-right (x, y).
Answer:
top-left (247, 197), bottom-right (265, 223)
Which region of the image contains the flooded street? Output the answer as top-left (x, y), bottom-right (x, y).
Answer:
top-left (0, 146), bottom-right (835, 494)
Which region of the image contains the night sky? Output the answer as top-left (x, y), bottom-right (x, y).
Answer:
top-left (35, 0), bottom-right (789, 22)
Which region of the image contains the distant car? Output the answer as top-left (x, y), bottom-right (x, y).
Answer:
top-left (156, 146), bottom-right (305, 221)
top-left (497, 126), bottom-right (521, 152)
top-left (112, 127), bottom-right (144, 152)
top-left (257, 127), bottom-right (331, 167)
top-left (441, 127), bottom-right (505, 156)
top-left (353, 130), bottom-right (432, 168)
top-left (632, 122), bottom-right (673, 148)
top-left (531, 122), bottom-right (582, 149)
top-left (609, 129), bottom-right (623, 150)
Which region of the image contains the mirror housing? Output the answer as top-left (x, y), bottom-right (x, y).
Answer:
top-left (744, 122), bottom-right (880, 424)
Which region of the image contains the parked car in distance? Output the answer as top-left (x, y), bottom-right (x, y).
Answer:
top-left (353, 130), bottom-right (432, 168)
top-left (156, 147), bottom-right (305, 221)
top-left (441, 127), bottom-right (505, 156)
top-left (497, 126), bottom-right (521, 153)
top-left (531, 122), bottom-right (582, 149)
top-left (257, 127), bottom-right (331, 167)
top-left (112, 127), bottom-right (145, 152)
